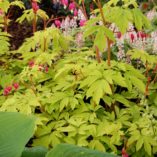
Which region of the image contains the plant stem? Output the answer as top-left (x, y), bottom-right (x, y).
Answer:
top-left (3, 16), bottom-right (8, 32)
top-left (95, 46), bottom-right (101, 63)
top-left (96, 0), bottom-right (111, 66)
top-left (33, 13), bottom-right (37, 34)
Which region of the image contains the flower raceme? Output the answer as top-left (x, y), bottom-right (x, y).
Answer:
top-left (32, 0), bottom-right (39, 14)
top-left (3, 83), bottom-right (19, 96)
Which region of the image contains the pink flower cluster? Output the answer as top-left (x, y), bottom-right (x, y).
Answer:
top-left (3, 83), bottom-right (19, 96)
top-left (28, 60), bottom-right (49, 73)
top-left (32, 0), bottom-right (39, 14)
top-left (61, 0), bottom-right (76, 13)
top-left (0, 8), bottom-right (3, 16)
top-left (116, 31), bottom-right (149, 42)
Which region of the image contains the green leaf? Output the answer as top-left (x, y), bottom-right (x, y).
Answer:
top-left (144, 139), bottom-right (152, 156)
top-left (136, 138), bottom-right (143, 151)
top-left (94, 27), bottom-right (107, 52)
top-left (22, 146), bottom-right (48, 157)
top-left (0, 112), bottom-right (36, 157)
top-left (46, 144), bottom-right (118, 157)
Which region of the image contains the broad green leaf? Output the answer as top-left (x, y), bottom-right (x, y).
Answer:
top-left (22, 146), bottom-right (48, 157)
top-left (46, 144), bottom-right (119, 157)
top-left (0, 112), bottom-right (36, 157)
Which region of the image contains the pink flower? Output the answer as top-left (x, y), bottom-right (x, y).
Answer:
top-left (79, 19), bottom-right (86, 27)
top-left (45, 66), bottom-right (49, 73)
top-left (0, 9), bottom-right (3, 16)
top-left (54, 19), bottom-right (61, 28)
top-left (137, 32), bottom-right (141, 38)
top-left (28, 60), bottom-right (35, 68)
top-left (122, 148), bottom-right (129, 157)
top-left (3, 86), bottom-right (12, 96)
top-left (61, 0), bottom-right (68, 8)
top-left (74, 9), bottom-right (78, 16)
top-left (13, 83), bottom-right (19, 90)
top-left (117, 32), bottom-right (122, 39)
top-left (32, 0), bottom-right (39, 14)
top-left (38, 64), bottom-right (44, 71)
top-left (69, 2), bottom-right (75, 12)
top-left (141, 32), bottom-right (147, 39)
top-left (130, 33), bottom-right (135, 42)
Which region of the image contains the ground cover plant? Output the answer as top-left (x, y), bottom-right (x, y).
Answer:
top-left (0, 0), bottom-right (157, 157)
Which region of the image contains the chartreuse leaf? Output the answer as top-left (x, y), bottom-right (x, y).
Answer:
top-left (136, 137), bottom-right (143, 151)
top-left (46, 143), bottom-right (119, 157)
top-left (0, 112), bottom-right (36, 157)
top-left (94, 27), bottom-right (107, 52)
top-left (132, 8), bottom-right (151, 30)
top-left (144, 138), bottom-right (152, 156)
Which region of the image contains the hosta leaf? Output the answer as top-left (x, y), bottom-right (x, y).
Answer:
top-left (0, 112), bottom-right (35, 157)
top-left (22, 146), bottom-right (48, 157)
top-left (46, 144), bottom-right (118, 157)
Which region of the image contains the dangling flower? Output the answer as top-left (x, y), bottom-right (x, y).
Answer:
top-left (61, 0), bottom-right (68, 9)
top-left (117, 32), bottom-right (122, 39)
top-left (137, 32), bottom-right (141, 38)
top-left (54, 19), bottom-right (61, 28)
top-left (69, 2), bottom-right (75, 13)
top-left (13, 83), bottom-right (19, 90)
top-left (79, 19), bottom-right (86, 27)
top-left (32, 0), bottom-right (39, 14)
top-left (0, 8), bottom-right (3, 16)
top-left (28, 60), bottom-right (35, 68)
top-left (130, 33), bottom-right (135, 42)
top-left (3, 86), bottom-right (12, 96)
top-left (74, 9), bottom-right (78, 16)
top-left (122, 148), bottom-right (129, 157)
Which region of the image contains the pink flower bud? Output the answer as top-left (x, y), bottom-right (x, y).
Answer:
top-left (61, 0), bottom-right (68, 8)
top-left (79, 19), bottom-right (86, 27)
top-left (3, 86), bottom-right (12, 96)
top-left (32, 0), bottom-right (39, 14)
top-left (13, 83), bottom-right (19, 90)
top-left (74, 9), bottom-right (78, 16)
top-left (54, 19), bottom-right (61, 28)
top-left (122, 148), bottom-right (129, 157)
top-left (137, 32), bottom-right (141, 38)
top-left (28, 60), bottom-right (35, 68)
top-left (117, 32), bottom-right (122, 39)
top-left (38, 64), bottom-right (44, 71)
top-left (0, 9), bottom-right (3, 16)
top-left (69, 2), bottom-right (75, 11)
top-left (130, 33), bottom-right (135, 42)
top-left (45, 66), bottom-right (49, 73)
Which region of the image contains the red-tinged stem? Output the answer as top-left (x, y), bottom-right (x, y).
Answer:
top-left (33, 13), bottom-right (37, 34)
top-left (3, 16), bottom-right (8, 32)
top-left (45, 16), bottom-right (65, 28)
top-left (95, 46), bottom-right (101, 63)
top-left (96, 0), bottom-right (111, 66)
top-left (81, 0), bottom-right (88, 20)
